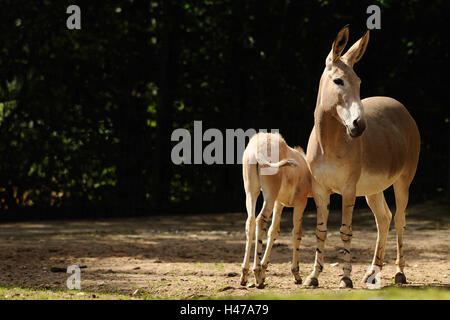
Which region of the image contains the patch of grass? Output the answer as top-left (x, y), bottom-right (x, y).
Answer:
top-left (220, 287), bottom-right (450, 300)
top-left (1, 285), bottom-right (449, 300)
top-left (215, 263), bottom-right (225, 269)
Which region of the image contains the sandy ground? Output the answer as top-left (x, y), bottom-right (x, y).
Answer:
top-left (0, 202), bottom-right (449, 299)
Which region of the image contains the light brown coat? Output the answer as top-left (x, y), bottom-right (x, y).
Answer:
top-left (240, 132), bottom-right (311, 288)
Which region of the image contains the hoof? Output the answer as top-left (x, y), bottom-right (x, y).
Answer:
top-left (256, 283), bottom-right (266, 289)
top-left (292, 270), bottom-right (302, 285)
top-left (394, 272), bottom-right (407, 284)
top-left (304, 276), bottom-right (319, 287)
top-left (239, 274), bottom-right (248, 286)
top-left (240, 269), bottom-right (249, 286)
top-left (253, 268), bottom-right (265, 287)
top-left (362, 271), bottom-right (382, 289)
top-left (339, 276), bottom-right (353, 289)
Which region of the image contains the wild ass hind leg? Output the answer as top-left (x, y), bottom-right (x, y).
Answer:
top-left (305, 182), bottom-right (330, 287)
top-left (259, 201), bottom-right (283, 286)
top-left (253, 199), bottom-right (275, 288)
top-left (362, 191), bottom-right (392, 288)
top-left (393, 177), bottom-right (411, 284)
top-left (339, 185), bottom-right (357, 289)
top-left (291, 200), bottom-right (307, 284)
top-left (240, 191), bottom-right (258, 286)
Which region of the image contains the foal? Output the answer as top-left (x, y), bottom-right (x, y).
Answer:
top-left (240, 132), bottom-right (311, 288)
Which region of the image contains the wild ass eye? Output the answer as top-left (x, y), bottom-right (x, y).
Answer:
top-left (333, 78), bottom-right (344, 86)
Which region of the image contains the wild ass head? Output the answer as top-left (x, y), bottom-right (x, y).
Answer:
top-left (318, 26), bottom-right (370, 138)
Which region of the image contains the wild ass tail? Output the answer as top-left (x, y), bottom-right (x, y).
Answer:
top-left (256, 157), bottom-right (299, 168)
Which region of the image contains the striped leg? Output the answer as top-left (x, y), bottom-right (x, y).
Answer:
top-left (305, 182), bottom-right (329, 287)
top-left (253, 199), bottom-right (274, 288)
top-left (259, 201), bottom-right (283, 285)
top-left (339, 185), bottom-right (356, 288)
top-left (291, 200), bottom-right (307, 284)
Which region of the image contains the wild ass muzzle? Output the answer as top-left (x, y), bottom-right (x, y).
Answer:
top-left (305, 26), bottom-right (420, 288)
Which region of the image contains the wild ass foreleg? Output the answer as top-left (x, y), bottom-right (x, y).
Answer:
top-left (259, 201), bottom-right (283, 285)
top-left (362, 192), bottom-right (392, 287)
top-left (305, 183), bottom-right (329, 287)
top-left (339, 185), bottom-right (356, 289)
top-left (291, 201), bottom-right (306, 284)
top-left (253, 200), bottom-right (274, 288)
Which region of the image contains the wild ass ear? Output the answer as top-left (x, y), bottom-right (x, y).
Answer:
top-left (327, 25), bottom-right (349, 67)
top-left (342, 29), bottom-right (370, 67)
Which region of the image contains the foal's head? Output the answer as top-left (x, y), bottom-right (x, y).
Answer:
top-left (318, 26), bottom-right (370, 138)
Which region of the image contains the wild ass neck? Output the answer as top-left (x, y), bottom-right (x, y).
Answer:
top-left (314, 106), bottom-right (357, 156)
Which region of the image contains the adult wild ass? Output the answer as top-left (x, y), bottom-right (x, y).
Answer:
top-left (305, 26), bottom-right (420, 288)
top-left (240, 132), bottom-right (312, 288)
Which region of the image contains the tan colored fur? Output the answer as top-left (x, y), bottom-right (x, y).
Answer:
top-left (240, 132), bottom-right (312, 288)
top-left (305, 26), bottom-right (420, 288)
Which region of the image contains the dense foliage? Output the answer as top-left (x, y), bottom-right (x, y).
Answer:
top-left (0, 0), bottom-right (448, 218)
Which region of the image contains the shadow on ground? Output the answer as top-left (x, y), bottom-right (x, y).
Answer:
top-left (0, 202), bottom-right (448, 298)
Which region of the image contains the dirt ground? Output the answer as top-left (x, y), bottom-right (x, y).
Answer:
top-left (0, 202), bottom-right (449, 299)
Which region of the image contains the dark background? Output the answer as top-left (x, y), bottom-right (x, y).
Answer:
top-left (0, 0), bottom-right (448, 220)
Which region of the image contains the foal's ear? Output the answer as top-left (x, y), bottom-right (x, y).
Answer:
top-left (327, 25), bottom-right (349, 66)
top-left (342, 29), bottom-right (370, 67)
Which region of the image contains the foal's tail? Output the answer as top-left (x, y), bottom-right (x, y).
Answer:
top-left (256, 157), bottom-right (299, 168)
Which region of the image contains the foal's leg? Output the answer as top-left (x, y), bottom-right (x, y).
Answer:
top-left (260, 201), bottom-right (283, 284)
top-left (339, 185), bottom-right (357, 288)
top-left (240, 192), bottom-right (258, 286)
top-left (253, 199), bottom-right (275, 288)
top-left (362, 192), bottom-right (392, 287)
top-left (393, 178), bottom-right (410, 284)
top-left (291, 199), bottom-right (307, 284)
top-left (305, 182), bottom-right (329, 287)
